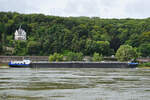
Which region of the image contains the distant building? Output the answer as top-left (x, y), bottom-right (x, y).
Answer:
top-left (14, 26), bottom-right (26, 40)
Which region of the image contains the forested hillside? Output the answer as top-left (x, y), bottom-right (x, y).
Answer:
top-left (0, 12), bottom-right (150, 56)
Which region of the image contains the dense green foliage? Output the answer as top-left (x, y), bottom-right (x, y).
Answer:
top-left (139, 62), bottom-right (150, 67)
top-left (1, 12), bottom-right (150, 56)
top-left (115, 45), bottom-right (138, 61)
top-left (27, 41), bottom-right (41, 55)
top-left (49, 53), bottom-right (63, 62)
top-left (14, 41), bottom-right (27, 56)
top-left (92, 52), bottom-right (103, 61)
top-left (138, 43), bottom-right (150, 57)
top-left (66, 52), bottom-right (83, 61)
top-left (0, 43), bottom-right (2, 54)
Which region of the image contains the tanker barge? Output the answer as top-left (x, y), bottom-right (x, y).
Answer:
top-left (8, 60), bottom-right (138, 68)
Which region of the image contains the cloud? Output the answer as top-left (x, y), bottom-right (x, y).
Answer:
top-left (62, 0), bottom-right (100, 17)
top-left (0, 0), bottom-right (26, 12)
top-left (58, 0), bottom-right (140, 18)
top-left (0, 0), bottom-right (149, 18)
top-left (125, 0), bottom-right (150, 18)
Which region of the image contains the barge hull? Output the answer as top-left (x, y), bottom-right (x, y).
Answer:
top-left (30, 62), bottom-right (137, 68)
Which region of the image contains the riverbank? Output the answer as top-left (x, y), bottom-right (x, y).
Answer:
top-left (138, 62), bottom-right (150, 68)
top-left (138, 66), bottom-right (150, 69)
top-left (1, 56), bottom-right (150, 63)
top-left (0, 63), bottom-right (9, 68)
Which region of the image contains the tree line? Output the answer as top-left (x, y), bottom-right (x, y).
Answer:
top-left (0, 12), bottom-right (150, 58)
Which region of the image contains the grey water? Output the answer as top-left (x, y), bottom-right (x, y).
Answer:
top-left (0, 68), bottom-right (150, 100)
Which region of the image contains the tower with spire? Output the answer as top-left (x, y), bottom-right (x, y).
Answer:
top-left (14, 25), bottom-right (26, 40)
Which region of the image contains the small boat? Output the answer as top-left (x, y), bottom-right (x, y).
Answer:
top-left (8, 59), bottom-right (31, 67)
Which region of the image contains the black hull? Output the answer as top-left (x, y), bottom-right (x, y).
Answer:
top-left (9, 65), bottom-right (30, 68)
top-left (30, 62), bottom-right (138, 68)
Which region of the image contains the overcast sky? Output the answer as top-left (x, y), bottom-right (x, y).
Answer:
top-left (0, 0), bottom-right (149, 18)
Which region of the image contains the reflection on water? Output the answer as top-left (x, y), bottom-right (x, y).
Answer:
top-left (0, 68), bottom-right (150, 100)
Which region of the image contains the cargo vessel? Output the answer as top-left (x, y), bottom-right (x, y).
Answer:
top-left (8, 59), bottom-right (31, 67)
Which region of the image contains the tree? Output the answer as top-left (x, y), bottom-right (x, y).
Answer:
top-left (115, 45), bottom-right (138, 61)
top-left (92, 52), bottom-right (103, 62)
top-left (0, 42), bottom-right (2, 54)
top-left (49, 53), bottom-right (64, 62)
top-left (96, 41), bottom-right (113, 56)
top-left (66, 52), bottom-right (83, 61)
top-left (27, 41), bottom-right (41, 55)
top-left (139, 31), bottom-right (150, 43)
top-left (125, 34), bottom-right (140, 47)
top-left (138, 43), bottom-right (150, 57)
top-left (85, 40), bottom-right (113, 56)
top-left (14, 41), bottom-right (27, 56)
top-left (0, 22), bottom-right (5, 48)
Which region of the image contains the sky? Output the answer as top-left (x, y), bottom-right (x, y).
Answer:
top-left (0, 0), bottom-right (149, 18)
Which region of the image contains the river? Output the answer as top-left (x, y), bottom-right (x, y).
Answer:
top-left (0, 68), bottom-right (150, 100)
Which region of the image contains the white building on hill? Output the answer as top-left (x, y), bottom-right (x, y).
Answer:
top-left (14, 26), bottom-right (26, 40)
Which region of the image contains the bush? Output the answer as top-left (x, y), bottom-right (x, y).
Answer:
top-left (66, 52), bottom-right (83, 61)
top-left (49, 53), bottom-right (64, 62)
top-left (92, 52), bottom-right (103, 61)
top-left (115, 45), bottom-right (138, 61)
top-left (139, 62), bottom-right (150, 67)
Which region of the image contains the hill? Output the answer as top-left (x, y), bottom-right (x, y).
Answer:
top-left (0, 12), bottom-right (150, 57)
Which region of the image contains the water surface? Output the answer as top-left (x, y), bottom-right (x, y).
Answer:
top-left (0, 68), bottom-right (150, 100)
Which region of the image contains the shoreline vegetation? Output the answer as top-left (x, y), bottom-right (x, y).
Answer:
top-left (138, 62), bottom-right (150, 68)
top-left (0, 63), bottom-right (9, 68)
